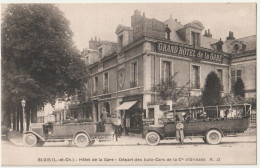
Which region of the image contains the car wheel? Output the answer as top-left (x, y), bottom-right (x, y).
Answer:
top-left (36, 141), bottom-right (45, 147)
top-left (23, 133), bottom-right (37, 147)
top-left (74, 133), bottom-right (90, 147)
top-left (145, 131), bottom-right (160, 146)
top-left (206, 130), bottom-right (222, 145)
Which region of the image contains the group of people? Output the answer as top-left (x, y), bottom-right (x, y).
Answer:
top-left (101, 108), bottom-right (123, 141)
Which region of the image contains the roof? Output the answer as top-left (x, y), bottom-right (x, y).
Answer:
top-left (164, 18), bottom-right (186, 44)
top-left (223, 35), bottom-right (256, 53)
top-left (236, 35), bottom-right (256, 51)
top-left (200, 36), bottom-right (219, 50)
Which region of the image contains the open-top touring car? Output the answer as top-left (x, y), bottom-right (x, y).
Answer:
top-left (23, 117), bottom-right (121, 147)
top-left (144, 104), bottom-right (251, 145)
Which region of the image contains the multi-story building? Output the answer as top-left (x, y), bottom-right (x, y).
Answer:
top-left (72, 10), bottom-right (256, 136)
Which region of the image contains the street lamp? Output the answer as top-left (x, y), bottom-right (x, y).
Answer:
top-left (21, 99), bottom-right (26, 132)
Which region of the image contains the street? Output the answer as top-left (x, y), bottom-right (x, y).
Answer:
top-left (1, 136), bottom-right (256, 166)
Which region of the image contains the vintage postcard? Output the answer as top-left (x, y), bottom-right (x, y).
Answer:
top-left (1, 2), bottom-right (257, 166)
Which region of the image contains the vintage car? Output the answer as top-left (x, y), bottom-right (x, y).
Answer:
top-left (144, 104), bottom-right (251, 145)
top-left (23, 117), bottom-right (120, 147)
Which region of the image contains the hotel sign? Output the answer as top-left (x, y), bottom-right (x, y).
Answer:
top-left (156, 42), bottom-right (224, 63)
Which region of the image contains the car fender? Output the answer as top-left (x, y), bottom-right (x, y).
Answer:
top-left (23, 131), bottom-right (45, 141)
top-left (73, 130), bottom-right (92, 141)
top-left (205, 128), bottom-right (224, 137)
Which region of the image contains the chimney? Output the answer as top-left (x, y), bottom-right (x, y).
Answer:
top-left (143, 12), bottom-right (145, 18)
top-left (203, 29), bottom-right (212, 38)
top-left (89, 37), bottom-right (99, 50)
top-left (207, 29), bottom-right (212, 38)
top-left (175, 19), bottom-right (177, 21)
top-left (204, 30), bottom-right (208, 36)
top-left (226, 31), bottom-right (235, 40)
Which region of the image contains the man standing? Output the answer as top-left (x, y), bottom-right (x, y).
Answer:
top-left (100, 108), bottom-right (108, 131)
top-left (175, 115), bottom-right (184, 145)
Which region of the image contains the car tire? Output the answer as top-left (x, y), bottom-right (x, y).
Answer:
top-left (23, 133), bottom-right (37, 147)
top-left (36, 141), bottom-right (45, 147)
top-left (206, 130), bottom-right (222, 145)
top-left (74, 133), bottom-right (90, 147)
top-left (145, 131), bottom-right (160, 146)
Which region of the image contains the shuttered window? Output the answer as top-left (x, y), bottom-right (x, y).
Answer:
top-left (192, 65), bottom-right (200, 89)
top-left (162, 61), bottom-right (171, 81)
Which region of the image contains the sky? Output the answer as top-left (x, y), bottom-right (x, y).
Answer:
top-left (1, 3), bottom-right (257, 51)
top-left (57, 3), bottom-right (256, 51)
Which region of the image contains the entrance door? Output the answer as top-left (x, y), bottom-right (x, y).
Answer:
top-left (125, 109), bottom-right (142, 134)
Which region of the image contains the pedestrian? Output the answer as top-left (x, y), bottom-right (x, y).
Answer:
top-left (175, 115), bottom-right (184, 145)
top-left (100, 108), bottom-right (108, 131)
top-left (113, 117), bottom-right (122, 142)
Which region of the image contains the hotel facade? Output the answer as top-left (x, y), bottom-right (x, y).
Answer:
top-left (70, 10), bottom-right (256, 135)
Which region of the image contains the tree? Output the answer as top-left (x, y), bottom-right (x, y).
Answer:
top-left (2, 4), bottom-right (87, 130)
top-left (234, 78), bottom-right (245, 97)
top-left (202, 71), bottom-right (222, 106)
top-left (154, 72), bottom-right (189, 102)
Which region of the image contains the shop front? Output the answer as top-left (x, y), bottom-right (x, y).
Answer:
top-left (116, 94), bottom-right (144, 135)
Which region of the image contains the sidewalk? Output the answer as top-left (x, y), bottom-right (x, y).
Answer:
top-left (7, 133), bottom-right (256, 147)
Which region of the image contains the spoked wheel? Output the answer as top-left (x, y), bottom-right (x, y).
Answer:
top-left (36, 141), bottom-right (45, 147)
top-left (206, 130), bottom-right (222, 145)
top-left (23, 133), bottom-right (37, 147)
top-left (145, 132), bottom-right (160, 146)
top-left (74, 133), bottom-right (90, 147)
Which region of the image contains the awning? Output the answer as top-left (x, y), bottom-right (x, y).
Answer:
top-left (115, 101), bottom-right (137, 110)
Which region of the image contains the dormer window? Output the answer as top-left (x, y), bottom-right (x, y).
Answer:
top-left (234, 44), bottom-right (239, 53)
top-left (192, 32), bottom-right (200, 48)
top-left (119, 35), bottom-right (123, 49)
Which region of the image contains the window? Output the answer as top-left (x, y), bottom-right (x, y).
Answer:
top-left (237, 70), bottom-right (242, 81)
top-left (192, 32), bottom-right (200, 48)
top-left (162, 61), bottom-right (171, 81)
top-left (131, 61), bottom-right (138, 87)
top-left (119, 35), bottom-right (123, 49)
top-left (234, 44), bottom-right (239, 53)
top-left (103, 72), bottom-right (109, 93)
top-left (93, 76), bottom-right (98, 93)
top-left (148, 108), bottom-right (155, 118)
top-left (192, 65), bottom-right (200, 89)
top-left (217, 69), bottom-right (223, 90)
top-left (231, 69), bottom-right (242, 91)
